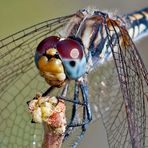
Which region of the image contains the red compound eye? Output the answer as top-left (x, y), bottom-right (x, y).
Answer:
top-left (57, 38), bottom-right (83, 60)
top-left (36, 36), bottom-right (60, 54)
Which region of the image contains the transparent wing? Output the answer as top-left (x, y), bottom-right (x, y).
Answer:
top-left (90, 18), bottom-right (148, 148)
top-left (1, 12), bottom-right (148, 148)
top-left (0, 14), bottom-right (73, 93)
top-left (0, 14), bottom-right (76, 148)
top-left (0, 13), bottom-right (102, 148)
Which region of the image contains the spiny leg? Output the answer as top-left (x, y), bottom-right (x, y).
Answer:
top-left (68, 77), bottom-right (92, 127)
top-left (80, 79), bottom-right (92, 122)
top-left (64, 81), bottom-right (80, 139)
top-left (69, 82), bottom-right (80, 124)
top-left (42, 86), bottom-right (55, 96)
top-left (54, 78), bottom-right (92, 146)
top-left (72, 77), bottom-right (92, 147)
top-left (60, 81), bottom-right (70, 97)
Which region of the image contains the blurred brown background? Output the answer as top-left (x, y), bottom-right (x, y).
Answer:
top-left (0, 0), bottom-right (148, 147)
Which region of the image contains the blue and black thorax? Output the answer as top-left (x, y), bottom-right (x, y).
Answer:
top-left (64, 7), bottom-right (148, 69)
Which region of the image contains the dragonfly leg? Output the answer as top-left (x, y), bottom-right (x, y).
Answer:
top-left (69, 81), bottom-right (80, 124)
top-left (70, 78), bottom-right (92, 127)
top-left (42, 86), bottom-right (55, 96)
top-left (26, 86), bottom-right (55, 105)
top-left (80, 79), bottom-right (92, 122)
top-left (71, 78), bottom-right (92, 147)
top-left (64, 81), bottom-right (80, 139)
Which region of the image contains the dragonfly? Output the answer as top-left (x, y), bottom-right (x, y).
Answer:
top-left (0, 6), bottom-right (148, 148)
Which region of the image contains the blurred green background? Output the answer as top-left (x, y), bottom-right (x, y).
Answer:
top-left (0, 0), bottom-right (148, 147)
top-left (0, 0), bottom-right (148, 38)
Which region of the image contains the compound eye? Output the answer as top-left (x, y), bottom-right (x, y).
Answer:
top-left (56, 38), bottom-right (84, 60)
top-left (36, 36), bottom-right (60, 54)
top-left (56, 38), bottom-right (86, 79)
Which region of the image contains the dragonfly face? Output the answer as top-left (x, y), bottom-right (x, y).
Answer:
top-left (35, 36), bottom-right (87, 87)
top-left (35, 36), bottom-right (66, 87)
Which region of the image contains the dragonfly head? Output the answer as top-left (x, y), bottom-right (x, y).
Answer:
top-left (35, 36), bottom-right (86, 87)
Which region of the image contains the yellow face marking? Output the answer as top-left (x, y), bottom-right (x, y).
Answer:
top-left (46, 48), bottom-right (57, 56)
top-left (38, 57), bottom-right (64, 73)
top-left (37, 49), bottom-right (66, 87)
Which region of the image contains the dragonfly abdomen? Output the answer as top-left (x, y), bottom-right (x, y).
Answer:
top-left (125, 7), bottom-right (148, 40)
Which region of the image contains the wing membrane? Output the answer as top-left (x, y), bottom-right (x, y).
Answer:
top-left (93, 17), bottom-right (148, 147)
top-left (0, 11), bottom-right (148, 148)
top-left (0, 14), bottom-right (73, 92)
top-left (0, 15), bottom-right (74, 147)
top-left (0, 13), bottom-right (102, 147)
